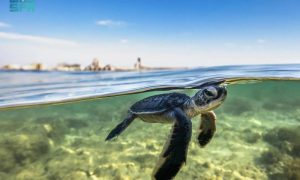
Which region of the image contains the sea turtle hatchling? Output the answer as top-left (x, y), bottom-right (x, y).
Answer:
top-left (105, 84), bottom-right (227, 179)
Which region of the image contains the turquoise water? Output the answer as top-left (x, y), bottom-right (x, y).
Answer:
top-left (0, 64), bottom-right (300, 179)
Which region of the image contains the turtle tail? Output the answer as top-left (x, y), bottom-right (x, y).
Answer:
top-left (105, 113), bottom-right (136, 141)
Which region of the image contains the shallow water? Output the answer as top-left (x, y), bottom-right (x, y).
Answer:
top-left (0, 79), bottom-right (300, 180)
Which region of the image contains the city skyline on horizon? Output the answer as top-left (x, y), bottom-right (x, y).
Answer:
top-left (0, 0), bottom-right (300, 67)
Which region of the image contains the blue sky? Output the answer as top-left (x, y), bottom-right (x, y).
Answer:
top-left (0, 0), bottom-right (300, 67)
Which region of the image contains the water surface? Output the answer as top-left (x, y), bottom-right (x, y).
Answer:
top-left (0, 64), bottom-right (300, 179)
top-left (1, 64), bottom-right (300, 109)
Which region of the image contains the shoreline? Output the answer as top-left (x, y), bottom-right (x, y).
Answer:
top-left (0, 66), bottom-right (188, 72)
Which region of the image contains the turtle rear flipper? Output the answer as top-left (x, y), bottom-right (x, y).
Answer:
top-left (198, 111), bottom-right (216, 147)
top-left (105, 113), bottom-right (136, 141)
top-left (153, 108), bottom-right (192, 180)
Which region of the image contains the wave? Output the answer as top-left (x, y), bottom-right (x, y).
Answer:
top-left (1, 64), bottom-right (300, 109)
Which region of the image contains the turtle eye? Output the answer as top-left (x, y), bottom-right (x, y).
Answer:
top-left (203, 87), bottom-right (217, 98)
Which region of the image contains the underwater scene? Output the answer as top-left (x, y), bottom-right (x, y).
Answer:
top-left (1, 65), bottom-right (300, 180)
top-left (0, 80), bottom-right (300, 180)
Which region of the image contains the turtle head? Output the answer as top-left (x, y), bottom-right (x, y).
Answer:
top-left (192, 85), bottom-right (227, 112)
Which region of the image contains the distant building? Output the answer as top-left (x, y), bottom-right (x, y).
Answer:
top-left (21, 63), bottom-right (46, 71)
top-left (0, 56), bottom-right (174, 72)
top-left (103, 64), bottom-right (115, 71)
top-left (134, 57), bottom-right (142, 70)
top-left (55, 63), bottom-right (81, 71)
top-left (1, 64), bottom-right (21, 70)
top-left (84, 58), bottom-right (102, 71)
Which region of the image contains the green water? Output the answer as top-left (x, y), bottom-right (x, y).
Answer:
top-left (0, 80), bottom-right (300, 180)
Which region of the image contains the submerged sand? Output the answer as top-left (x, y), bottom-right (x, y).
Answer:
top-left (0, 81), bottom-right (299, 180)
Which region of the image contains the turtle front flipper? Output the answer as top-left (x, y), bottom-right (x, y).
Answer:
top-left (153, 108), bottom-right (192, 180)
top-left (198, 111), bottom-right (216, 147)
top-left (105, 113), bottom-right (136, 141)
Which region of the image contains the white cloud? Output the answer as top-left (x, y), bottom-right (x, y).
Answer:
top-left (120, 39), bottom-right (129, 44)
top-left (0, 22), bottom-right (11, 28)
top-left (257, 38), bottom-right (266, 44)
top-left (96, 20), bottom-right (126, 27)
top-left (0, 31), bottom-right (77, 46)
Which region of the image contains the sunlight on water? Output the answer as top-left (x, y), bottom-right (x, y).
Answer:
top-left (0, 80), bottom-right (299, 179)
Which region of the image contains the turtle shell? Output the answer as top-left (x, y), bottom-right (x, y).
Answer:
top-left (129, 92), bottom-right (190, 114)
